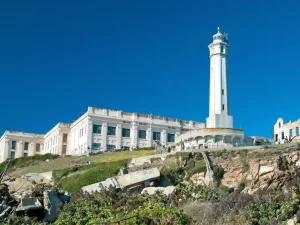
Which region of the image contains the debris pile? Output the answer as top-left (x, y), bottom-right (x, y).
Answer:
top-left (0, 173), bottom-right (70, 223)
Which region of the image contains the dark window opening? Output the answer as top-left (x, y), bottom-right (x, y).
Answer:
top-left (107, 126), bottom-right (116, 136)
top-left (93, 124), bottom-right (102, 134)
top-left (167, 134), bottom-right (175, 142)
top-left (138, 130), bottom-right (146, 139)
top-left (153, 132), bottom-right (161, 141)
top-left (63, 134), bottom-right (68, 142)
top-left (36, 143), bottom-right (40, 152)
top-left (11, 141), bottom-right (16, 150)
top-left (122, 128), bottom-right (130, 137)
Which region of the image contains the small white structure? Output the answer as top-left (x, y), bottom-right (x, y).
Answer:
top-left (44, 123), bottom-right (71, 155)
top-left (273, 118), bottom-right (300, 143)
top-left (0, 131), bottom-right (44, 162)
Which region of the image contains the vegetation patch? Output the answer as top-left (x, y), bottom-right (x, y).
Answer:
top-left (239, 150), bottom-right (250, 173)
top-left (160, 163), bottom-right (185, 185)
top-left (185, 160), bottom-right (206, 179)
top-left (55, 189), bottom-right (192, 225)
top-left (277, 155), bottom-right (289, 171)
top-left (212, 165), bottom-right (225, 187)
top-left (53, 160), bottom-right (128, 193)
top-left (0, 154), bottom-right (60, 173)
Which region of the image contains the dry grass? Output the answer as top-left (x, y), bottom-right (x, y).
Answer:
top-left (8, 150), bottom-right (154, 177)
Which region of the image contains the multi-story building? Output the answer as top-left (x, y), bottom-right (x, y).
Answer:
top-left (273, 118), bottom-right (300, 143)
top-left (0, 107), bottom-right (203, 161)
top-left (44, 123), bottom-right (71, 155)
top-left (70, 107), bottom-right (205, 155)
top-left (0, 131), bottom-right (44, 162)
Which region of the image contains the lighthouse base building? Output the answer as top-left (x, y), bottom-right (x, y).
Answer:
top-left (173, 28), bottom-right (270, 150)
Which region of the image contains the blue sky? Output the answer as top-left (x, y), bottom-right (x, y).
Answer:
top-left (0, 0), bottom-right (299, 138)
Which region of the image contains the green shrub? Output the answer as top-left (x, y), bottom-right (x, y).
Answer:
top-left (55, 190), bottom-right (192, 225)
top-left (277, 156), bottom-right (289, 171)
top-left (212, 165), bottom-right (225, 186)
top-left (188, 162), bottom-right (206, 177)
top-left (195, 153), bottom-right (203, 160)
top-left (184, 160), bottom-right (196, 171)
top-left (297, 143), bottom-right (300, 150)
top-left (160, 164), bottom-right (185, 185)
top-left (239, 150), bottom-right (249, 173)
top-left (175, 152), bottom-right (190, 161)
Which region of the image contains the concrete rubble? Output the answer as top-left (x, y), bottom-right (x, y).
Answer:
top-left (141, 186), bottom-right (175, 196)
top-left (0, 173), bottom-right (70, 222)
top-left (16, 197), bottom-right (43, 212)
top-left (82, 167), bottom-right (160, 193)
top-left (128, 158), bottom-right (152, 168)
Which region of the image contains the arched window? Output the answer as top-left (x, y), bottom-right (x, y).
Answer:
top-left (279, 122), bottom-right (281, 128)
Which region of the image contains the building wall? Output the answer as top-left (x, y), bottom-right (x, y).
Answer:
top-left (0, 106), bottom-right (206, 160)
top-left (0, 131), bottom-right (44, 162)
top-left (44, 123), bottom-right (71, 155)
top-left (273, 118), bottom-right (300, 143)
top-left (70, 107), bottom-right (205, 155)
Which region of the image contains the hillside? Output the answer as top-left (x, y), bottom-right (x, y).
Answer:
top-left (2, 143), bottom-right (300, 224)
top-left (4, 149), bottom-right (154, 178)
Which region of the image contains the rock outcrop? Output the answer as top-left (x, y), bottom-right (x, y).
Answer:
top-left (210, 148), bottom-right (300, 193)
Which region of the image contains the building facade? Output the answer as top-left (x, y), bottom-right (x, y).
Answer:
top-left (0, 131), bottom-right (44, 162)
top-left (70, 107), bottom-right (205, 155)
top-left (273, 118), bottom-right (300, 143)
top-left (44, 123), bottom-right (71, 155)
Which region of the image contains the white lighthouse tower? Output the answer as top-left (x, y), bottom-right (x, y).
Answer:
top-left (206, 27), bottom-right (233, 128)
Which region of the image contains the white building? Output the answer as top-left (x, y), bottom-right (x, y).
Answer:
top-left (273, 118), bottom-right (300, 143)
top-left (70, 107), bottom-right (205, 155)
top-left (0, 131), bottom-right (44, 162)
top-left (44, 123), bottom-right (71, 155)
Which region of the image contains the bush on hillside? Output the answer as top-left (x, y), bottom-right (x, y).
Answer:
top-left (53, 159), bottom-right (128, 193)
top-left (55, 188), bottom-right (192, 225)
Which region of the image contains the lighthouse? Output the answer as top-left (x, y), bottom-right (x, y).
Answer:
top-left (206, 27), bottom-right (233, 128)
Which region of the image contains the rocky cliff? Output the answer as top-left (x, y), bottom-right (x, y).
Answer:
top-left (193, 143), bottom-right (300, 194)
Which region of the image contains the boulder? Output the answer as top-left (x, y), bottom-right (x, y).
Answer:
top-left (43, 190), bottom-right (63, 222)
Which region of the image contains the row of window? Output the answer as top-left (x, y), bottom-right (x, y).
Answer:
top-left (91, 143), bottom-right (129, 151)
top-left (93, 125), bottom-right (175, 142)
top-left (275, 127), bottom-right (300, 141)
top-left (10, 151), bottom-right (28, 160)
top-left (11, 141), bottom-right (41, 152)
